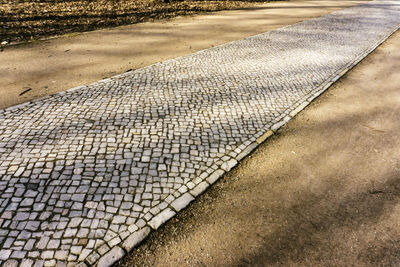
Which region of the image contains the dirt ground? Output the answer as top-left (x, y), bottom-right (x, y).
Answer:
top-left (116, 29), bottom-right (400, 266)
top-left (0, 0), bottom-right (367, 110)
top-left (0, 0), bottom-right (268, 44)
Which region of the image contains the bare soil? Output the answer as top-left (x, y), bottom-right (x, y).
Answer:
top-left (0, 0), bottom-right (366, 110)
top-left (0, 0), bottom-right (270, 45)
top-left (116, 30), bottom-right (400, 266)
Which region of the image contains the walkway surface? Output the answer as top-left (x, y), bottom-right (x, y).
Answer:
top-left (0, 0), bottom-right (367, 110)
top-left (0, 1), bottom-right (399, 266)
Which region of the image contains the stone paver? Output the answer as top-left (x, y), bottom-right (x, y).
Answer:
top-left (0, 1), bottom-right (399, 265)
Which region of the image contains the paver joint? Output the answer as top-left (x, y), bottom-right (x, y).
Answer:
top-left (0, 1), bottom-right (399, 265)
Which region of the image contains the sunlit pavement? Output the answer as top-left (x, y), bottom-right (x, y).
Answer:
top-left (0, 1), bottom-right (399, 266)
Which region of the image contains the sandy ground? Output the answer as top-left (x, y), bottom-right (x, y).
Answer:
top-left (0, 0), bottom-right (367, 110)
top-left (115, 29), bottom-right (400, 266)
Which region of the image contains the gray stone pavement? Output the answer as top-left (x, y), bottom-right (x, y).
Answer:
top-left (0, 1), bottom-right (399, 266)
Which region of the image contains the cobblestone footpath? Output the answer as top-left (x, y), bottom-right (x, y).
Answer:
top-left (0, 1), bottom-right (399, 266)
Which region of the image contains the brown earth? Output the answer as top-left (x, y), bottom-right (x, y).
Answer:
top-left (116, 30), bottom-right (400, 266)
top-left (0, 0), bottom-right (367, 110)
top-left (0, 0), bottom-right (269, 44)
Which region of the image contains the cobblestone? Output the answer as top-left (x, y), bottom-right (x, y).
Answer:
top-left (148, 209), bottom-right (176, 230)
top-left (97, 247), bottom-right (125, 267)
top-left (171, 193), bottom-right (195, 212)
top-left (0, 1), bottom-right (399, 265)
top-left (121, 227), bottom-right (150, 251)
